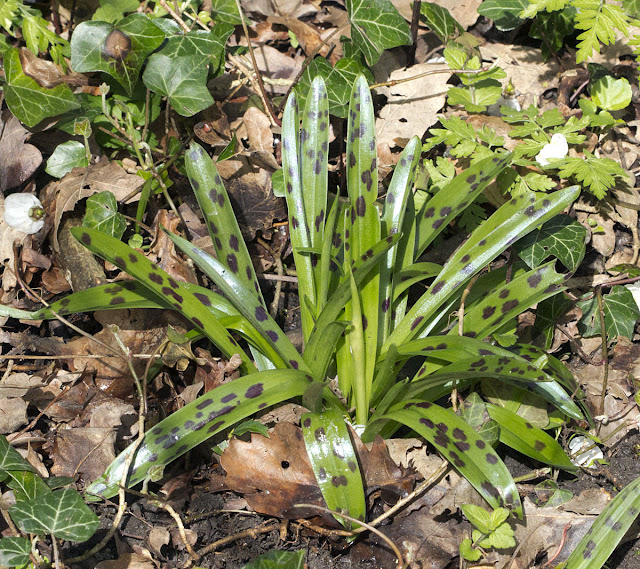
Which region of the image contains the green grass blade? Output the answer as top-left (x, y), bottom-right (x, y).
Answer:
top-left (385, 186), bottom-right (581, 350)
top-left (565, 474), bottom-right (640, 569)
top-left (301, 408), bottom-right (366, 529)
top-left (485, 404), bottom-right (576, 471)
top-left (166, 230), bottom-right (310, 372)
top-left (86, 369), bottom-right (316, 499)
top-left (384, 402), bottom-right (523, 518)
top-left (70, 227), bottom-right (256, 373)
top-left (185, 142), bottom-right (263, 302)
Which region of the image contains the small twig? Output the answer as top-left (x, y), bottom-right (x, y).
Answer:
top-left (295, 504), bottom-right (406, 568)
top-left (596, 286), bottom-right (609, 419)
top-left (158, 0), bottom-right (190, 32)
top-left (10, 385), bottom-right (71, 442)
top-left (183, 521), bottom-right (284, 567)
top-left (408, 0), bottom-right (421, 66)
top-left (151, 499), bottom-right (198, 561)
top-left (232, 0), bottom-right (280, 126)
top-left (554, 323), bottom-right (604, 366)
top-left (257, 237), bottom-right (284, 317)
top-left (257, 273), bottom-right (298, 284)
top-left (370, 67), bottom-right (488, 90)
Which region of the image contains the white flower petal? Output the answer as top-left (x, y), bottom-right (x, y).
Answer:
top-left (568, 435), bottom-right (604, 468)
top-left (3, 193), bottom-right (45, 234)
top-left (536, 133), bottom-right (568, 167)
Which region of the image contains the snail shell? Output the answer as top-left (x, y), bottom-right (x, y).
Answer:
top-left (103, 29), bottom-right (131, 61)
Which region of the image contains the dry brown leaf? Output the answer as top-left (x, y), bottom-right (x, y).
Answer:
top-left (0, 114), bottom-right (41, 192)
top-left (221, 422), bottom-right (326, 520)
top-left (49, 157), bottom-right (144, 251)
top-left (216, 154), bottom-right (286, 239)
top-left (481, 43), bottom-right (561, 109)
top-left (95, 553), bottom-right (156, 569)
top-left (221, 422), bottom-right (416, 522)
top-left (0, 397), bottom-right (28, 433)
top-left (270, 16), bottom-right (336, 62)
top-left (147, 527), bottom-right (170, 557)
top-left (50, 427), bottom-right (116, 483)
top-left (247, 45), bottom-right (302, 95)
top-left (375, 62), bottom-right (448, 167)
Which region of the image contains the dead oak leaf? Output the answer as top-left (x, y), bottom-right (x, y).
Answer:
top-left (51, 427), bottom-right (116, 483)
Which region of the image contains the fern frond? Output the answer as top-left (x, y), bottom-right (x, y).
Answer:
top-left (572, 0), bottom-right (631, 63)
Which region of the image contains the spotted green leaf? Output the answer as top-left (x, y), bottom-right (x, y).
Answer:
top-left (0, 537), bottom-right (31, 567)
top-left (384, 402), bottom-right (523, 518)
top-left (71, 14), bottom-right (165, 96)
top-left (4, 48), bottom-right (80, 128)
top-left (87, 370), bottom-right (316, 499)
top-left (185, 142), bottom-right (262, 303)
top-left (379, 137), bottom-right (421, 345)
top-left (70, 227), bottom-right (256, 373)
top-left (166, 230), bottom-right (309, 372)
top-left (485, 404), bottom-right (576, 470)
top-left (282, 88), bottom-right (316, 339)
top-left (346, 0), bottom-right (411, 65)
top-left (415, 153), bottom-right (513, 256)
top-left (10, 487), bottom-right (100, 541)
top-left (515, 214), bottom-right (587, 272)
top-left (301, 409), bottom-right (366, 530)
top-left (565, 474), bottom-right (640, 569)
top-left (385, 186), bottom-right (581, 350)
top-left (457, 261), bottom-right (566, 340)
top-left (142, 54), bottom-right (214, 116)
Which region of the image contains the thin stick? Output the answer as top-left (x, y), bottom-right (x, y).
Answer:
top-left (158, 0), bottom-right (190, 32)
top-left (295, 504), bottom-right (405, 567)
top-left (370, 67), bottom-right (488, 90)
top-left (232, 0), bottom-right (280, 126)
top-left (596, 286), bottom-right (609, 419)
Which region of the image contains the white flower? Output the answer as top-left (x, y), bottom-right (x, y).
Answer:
top-left (568, 435), bottom-right (604, 468)
top-left (536, 133), bottom-right (568, 167)
top-left (3, 193), bottom-right (45, 234)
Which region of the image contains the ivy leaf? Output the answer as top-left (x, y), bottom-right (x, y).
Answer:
top-left (142, 54), bottom-right (214, 116)
top-left (346, 0), bottom-right (411, 65)
top-left (419, 2), bottom-right (463, 42)
top-left (578, 285), bottom-right (640, 339)
top-left (0, 537), bottom-right (31, 567)
top-left (9, 487), bottom-right (100, 541)
top-left (156, 28), bottom-right (230, 74)
top-left (242, 550), bottom-right (305, 569)
top-left (3, 48), bottom-right (80, 128)
top-left (555, 152), bottom-right (627, 199)
top-left (211, 0), bottom-right (243, 24)
top-left (477, 0), bottom-right (528, 31)
top-left (45, 141), bottom-right (89, 178)
top-left (71, 13), bottom-right (165, 96)
top-left (298, 57), bottom-right (373, 118)
top-left (533, 294), bottom-right (573, 350)
top-left (515, 214), bottom-right (587, 272)
top-left (82, 191), bottom-right (127, 239)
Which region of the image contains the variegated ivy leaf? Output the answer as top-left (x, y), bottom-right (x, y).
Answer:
top-left (86, 370), bottom-right (317, 499)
